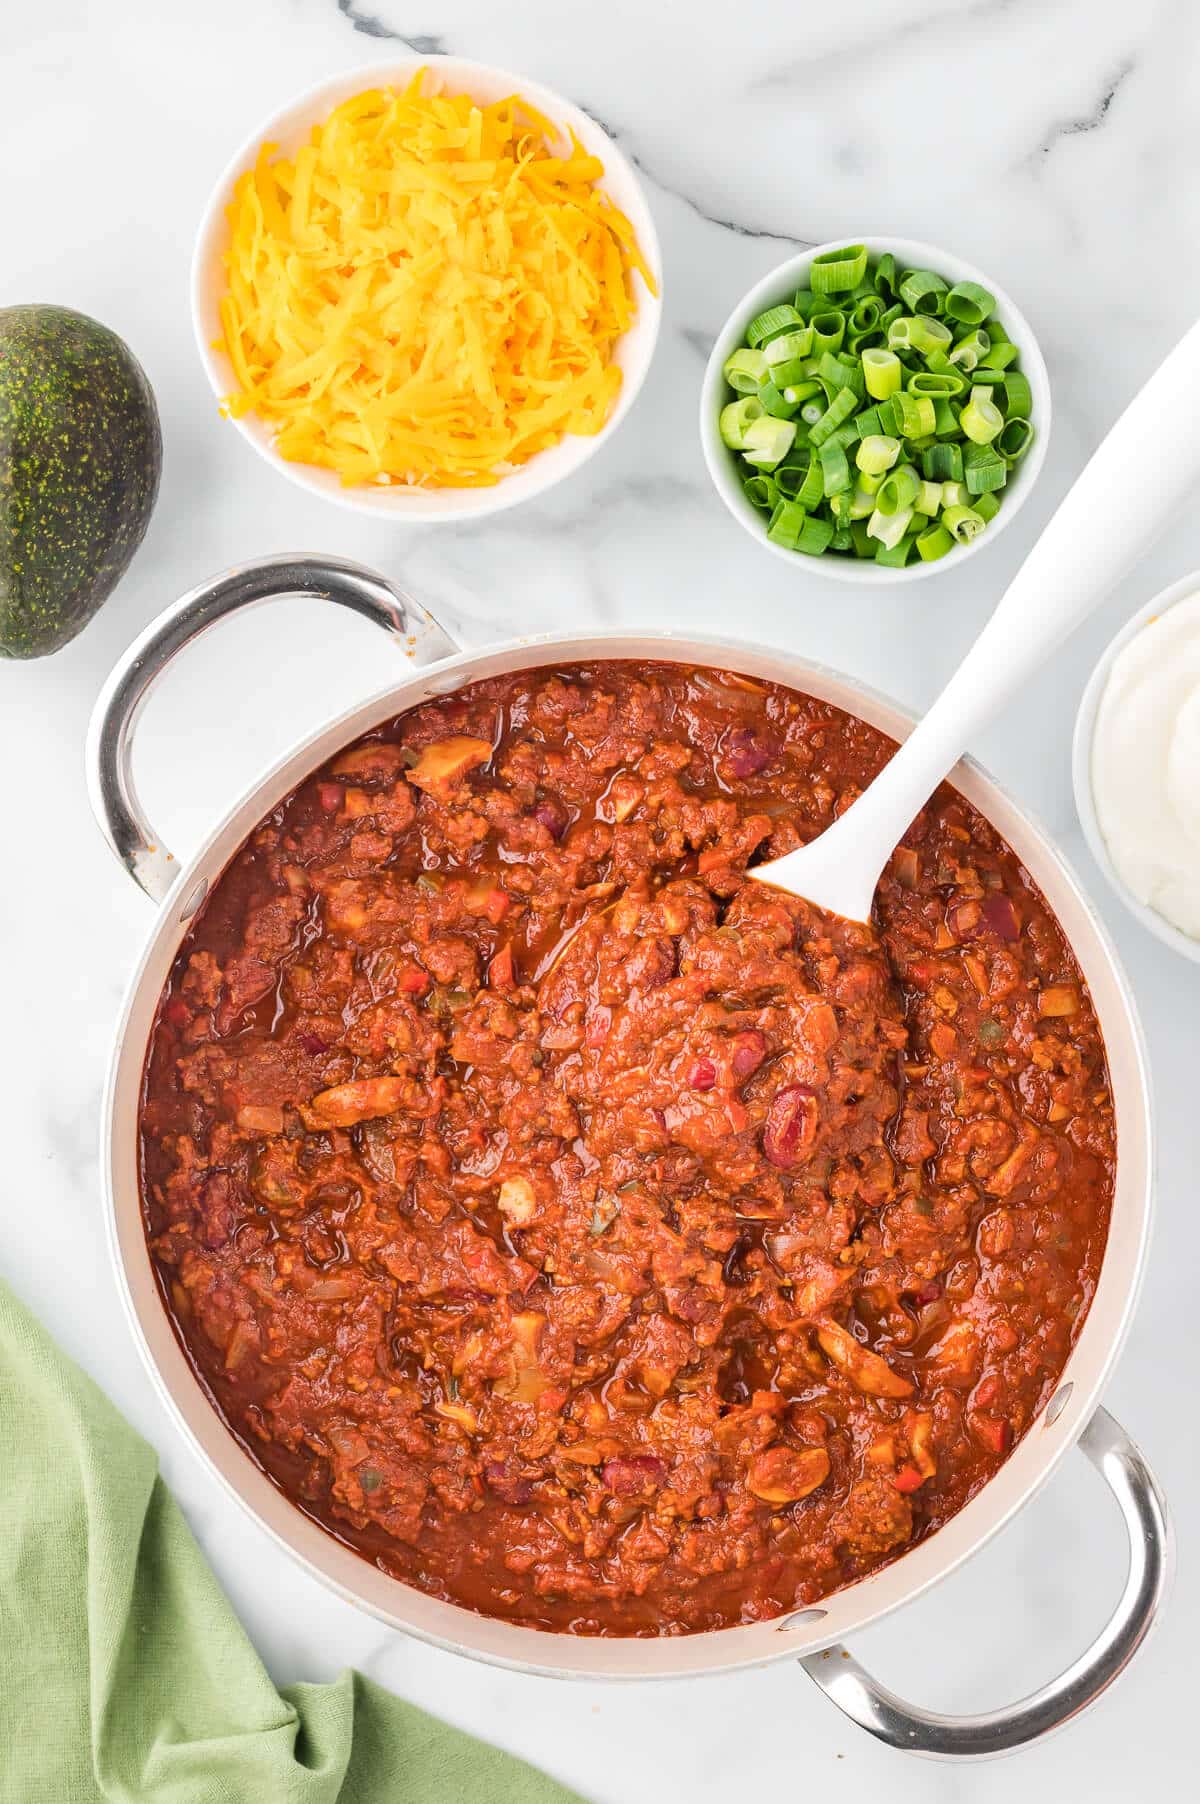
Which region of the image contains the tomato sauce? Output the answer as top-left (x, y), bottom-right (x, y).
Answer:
top-left (139, 662), bottom-right (1114, 1635)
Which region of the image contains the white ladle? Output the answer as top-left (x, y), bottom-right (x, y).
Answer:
top-left (751, 318), bottom-right (1200, 922)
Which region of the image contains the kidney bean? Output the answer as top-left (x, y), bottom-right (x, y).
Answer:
top-left (722, 725), bottom-right (774, 779)
top-left (762, 1085), bottom-right (818, 1169)
top-left (531, 796), bottom-right (569, 839)
top-left (981, 893), bottom-right (1020, 941)
top-left (601, 1455), bottom-right (667, 1495)
top-left (483, 1460), bottom-right (533, 1506)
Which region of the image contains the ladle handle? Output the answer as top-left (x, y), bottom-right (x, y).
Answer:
top-left (771, 316), bottom-right (1200, 923)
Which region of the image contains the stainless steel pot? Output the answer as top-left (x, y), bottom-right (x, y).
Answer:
top-left (89, 554), bottom-right (1172, 1759)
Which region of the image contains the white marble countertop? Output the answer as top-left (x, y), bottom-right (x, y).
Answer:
top-left (3, 0), bottom-right (1198, 1795)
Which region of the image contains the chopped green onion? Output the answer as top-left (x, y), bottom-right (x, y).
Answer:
top-left (963, 440), bottom-right (1007, 494)
top-left (829, 491), bottom-right (852, 528)
top-left (743, 415), bottom-right (797, 470)
top-left (916, 522), bottom-right (955, 562)
top-left (849, 479), bottom-right (879, 519)
top-left (758, 382), bottom-right (799, 419)
top-left (869, 501), bottom-right (916, 548)
top-left (824, 418), bottom-right (863, 453)
top-left (856, 434), bottom-right (901, 476)
top-left (893, 392), bottom-right (937, 438)
top-left (922, 441), bottom-right (964, 483)
top-left (811, 311), bottom-right (846, 355)
top-left (932, 399), bottom-right (961, 438)
top-left (899, 269), bottom-right (948, 315)
top-left (980, 322), bottom-right (1018, 369)
top-left (876, 464), bottom-right (920, 515)
top-left (923, 348), bottom-right (959, 377)
top-left (942, 503), bottom-right (986, 544)
top-left (795, 455), bottom-right (825, 508)
top-left (875, 532), bottom-right (919, 567)
top-left (875, 396), bottom-right (901, 435)
top-left (908, 369), bottom-right (964, 398)
top-left (961, 390), bottom-right (1004, 444)
top-left (800, 400), bottom-right (824, 425)
top-left (973, 490), bottom-right (1002, 523)
top-left (908, 316), bottom-right (953, 356)
top-left (797, 516), bottom-right (836, 555)
top-left (811, 244), bottom-right (869, 294)
top-left (818, 350), bottom-right (865, 398)
top-left (999, 369), bottom-right (1033, 418)
top-left (781, 378), bottom-right (823, 407)
top-left (767, 498), bottom-right (808, 550)
top-left (948, 329), bottom-right (991, 372)
top-left (887, 315), bottom-right (920, 351)
top-left (830, 527), bottom-right (854, 551)
top-left (791, 288), bottom-right (817, 319)
top-left (809, 387), bottom-right (859, 446)
top-left (915, 480), bottom-right (942, 516)
top-left (873, 253), bottom-right (898, 300)
top-left (862, 347), bottom-right (903, 400)
top-left (743, 474), bottom-right (777, 510)
top-left (944, 281), bottom-right (995, 327)
top-left (763, 327), bottom-right (814, 366)
top-left (720, 397), bottom-right (765, 448)
top-left (850, 295), bottom-right (884, 335)
top-left (747, 303), bottom-right (804, 348)
top-left (997, 417), bottom-right (1034, 461)
top-left (769, 358), bottom-right (810, 389)
top-left (851, 519), bottom-right (876, 556)
top-left (819, 441), bottom-right (852, 496)
top-left (939, 479), bottom-right (967, 509)
top-left (724, 349), bottom-right (768, 393)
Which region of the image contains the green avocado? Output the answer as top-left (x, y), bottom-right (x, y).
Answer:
top-left (0, 304), bottom-right (162, 658)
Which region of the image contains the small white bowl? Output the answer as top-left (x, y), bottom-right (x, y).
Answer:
top-left (191, 58), bottom-right (662, 523)
top-left (699, 236), bottom-right (1051, 585)
top-left (1073, 569), bottom-right (1200, 962)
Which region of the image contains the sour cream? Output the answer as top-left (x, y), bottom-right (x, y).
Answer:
top-left (1091, 592), bottom-right (1200, 940)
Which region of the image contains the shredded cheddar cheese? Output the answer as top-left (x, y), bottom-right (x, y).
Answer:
top-left (218, 72), bottom-right (656, 488)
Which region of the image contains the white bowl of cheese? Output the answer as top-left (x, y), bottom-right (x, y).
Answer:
top-left (191, 58), bottom-right (662, 522)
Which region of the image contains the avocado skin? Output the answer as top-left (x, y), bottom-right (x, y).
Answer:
top-left (0, 304), bottom-right (162, 659)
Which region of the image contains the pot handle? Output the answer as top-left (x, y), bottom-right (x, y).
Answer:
top-left (86, 554), bottom-right (460, 904)
top-left (801, 1408), bottom-right (1172, 1759)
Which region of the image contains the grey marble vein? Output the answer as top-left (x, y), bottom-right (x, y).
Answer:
top-left (334, 0), bottom-right (445, 54)
top-left (581, 106), bottom-right (813, 246)
top-left (1035, 56), bottom-right (1136, 158)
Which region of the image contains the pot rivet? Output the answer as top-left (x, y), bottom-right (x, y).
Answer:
top-left (179, 877), bottom-right (209, 923)
top-left (775, 1606), bottom-right (828, 1633)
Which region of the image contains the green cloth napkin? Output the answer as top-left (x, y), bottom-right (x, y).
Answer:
top-left (0, 1279), bottom-right (585, 1804)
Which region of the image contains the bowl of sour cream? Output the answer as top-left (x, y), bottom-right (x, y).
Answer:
top-left (1074, 569), bottom-right (1200, 960)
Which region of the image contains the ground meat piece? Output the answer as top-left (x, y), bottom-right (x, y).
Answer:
top-left (831, 1477), bottom-right (914, 1560)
